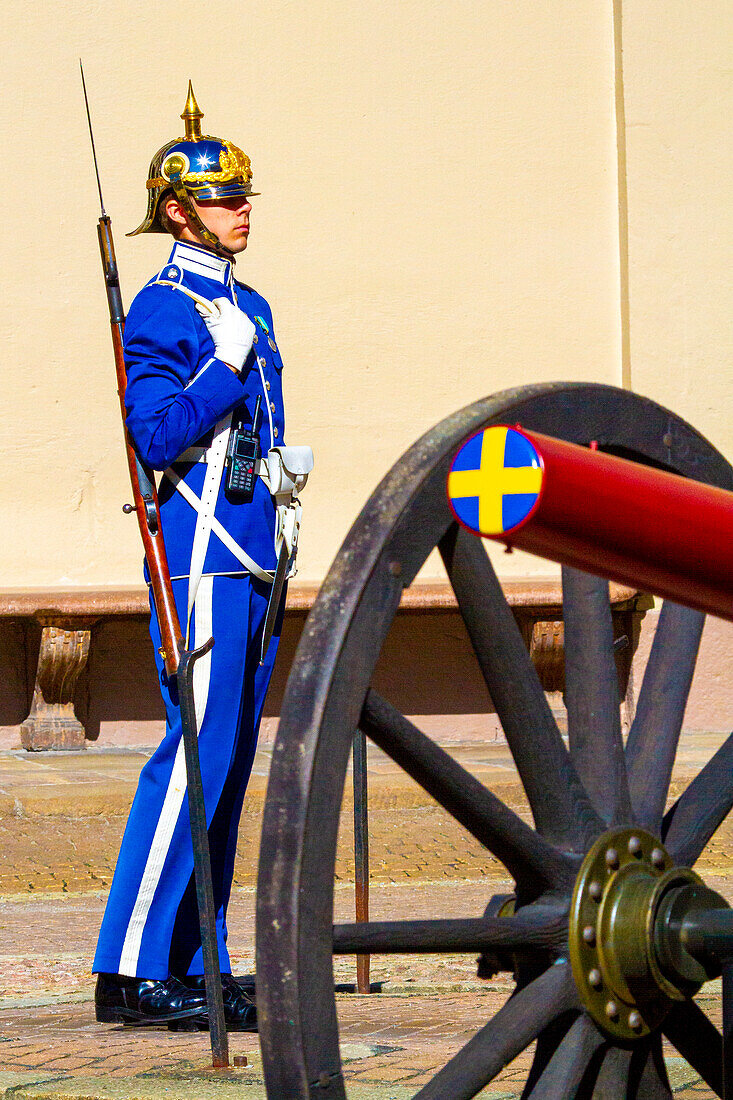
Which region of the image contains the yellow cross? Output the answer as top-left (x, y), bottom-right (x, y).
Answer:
top-left (448, 427), bottom-right (543, 533)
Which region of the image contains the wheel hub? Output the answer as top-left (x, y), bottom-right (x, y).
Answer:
top-left (569, 826), bottom-right (727, 1041)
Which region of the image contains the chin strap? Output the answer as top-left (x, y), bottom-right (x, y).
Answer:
top-left (168, 169), bottom-right (232, 259)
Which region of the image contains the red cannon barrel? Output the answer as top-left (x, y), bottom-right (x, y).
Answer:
top-left (447, 425), bottom-right (733, 622)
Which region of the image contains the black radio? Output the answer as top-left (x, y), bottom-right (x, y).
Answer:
top-left (225, 396), bottom-right (262, 502)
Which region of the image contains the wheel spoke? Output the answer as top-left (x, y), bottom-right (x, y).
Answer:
top-left (635, 1039), bottom-right (674, 1099)
top-left (360, 690), bottom-right (576, 892)
top-left (586, 1038), bottom-right (673, 1099)
top-left (439, 524), bottom-right (602, 848)
top-left (663, 999), bottom-right (723, 1097)
top-left (592, 1047), bottom-right (634, 1098)
top-left (626, 602), bottom-right (705, 830)
top-left (562, 567), bottom-right (631, 825)
top-left (412, 961), bottom-right (578, 1100)
top-left (333, 907), bottom-right (567, 955)
top-left (663, 731), bottom-right (733, 866)
top-left (522, 1015), bottom-right (605, 1098)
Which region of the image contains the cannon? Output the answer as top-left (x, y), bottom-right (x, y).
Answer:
top-left (256, 382), bottom-right (733, 1098)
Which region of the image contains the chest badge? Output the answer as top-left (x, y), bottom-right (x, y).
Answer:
top-left (254, 314), bottom-right (278, 353)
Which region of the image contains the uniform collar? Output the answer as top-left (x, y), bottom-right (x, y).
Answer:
top-left (166, 241), bottom-right (233, 286)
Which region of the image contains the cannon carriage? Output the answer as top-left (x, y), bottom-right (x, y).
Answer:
top-left (255, 383), bottom-right (733, 1098)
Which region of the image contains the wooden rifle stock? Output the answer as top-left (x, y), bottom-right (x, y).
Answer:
top-left (97, 216), bottom-right (183, 677)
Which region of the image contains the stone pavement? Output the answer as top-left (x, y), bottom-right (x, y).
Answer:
top-left (0, 730), bottom-right (730, 1097)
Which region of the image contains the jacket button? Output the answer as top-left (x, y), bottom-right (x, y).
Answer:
top-left (273, 426), bottom-right (279, 438)
top-left (270, 401), bottom-right (276, 412)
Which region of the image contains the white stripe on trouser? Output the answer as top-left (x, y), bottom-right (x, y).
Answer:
top-left (185, 415), bottom-right (232, 644)
top-left (118, 576), bottom-right (214, 976)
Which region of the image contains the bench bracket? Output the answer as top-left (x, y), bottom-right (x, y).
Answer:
top-left (20, 616), bottom-right (95, 751)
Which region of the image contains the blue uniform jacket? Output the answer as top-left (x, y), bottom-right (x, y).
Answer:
top-left (124, 240), bottom-right (285, 580)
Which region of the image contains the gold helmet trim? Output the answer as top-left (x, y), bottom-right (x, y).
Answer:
top-left (147, 142), bottom-right (253, 190)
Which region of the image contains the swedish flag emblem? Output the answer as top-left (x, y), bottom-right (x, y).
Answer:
top-left (447, 426), bottom-right (544, 536)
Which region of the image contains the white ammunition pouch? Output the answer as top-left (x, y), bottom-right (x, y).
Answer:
top-left (265, 445), bottom-right (314, 502)
top-left (262, 445), bottom-right (314, 564)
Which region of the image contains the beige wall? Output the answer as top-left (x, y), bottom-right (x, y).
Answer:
top-left (622, 1), bottom-right (732, 443)
top-left (1, 1), bottom-right (729, 588)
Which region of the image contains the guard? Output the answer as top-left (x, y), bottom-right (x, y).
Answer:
top-left (93, 85), bottom-right (312, 1030)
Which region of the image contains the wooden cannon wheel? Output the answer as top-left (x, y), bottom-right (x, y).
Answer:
top-left (257, 383), bottom-right (733, 1099)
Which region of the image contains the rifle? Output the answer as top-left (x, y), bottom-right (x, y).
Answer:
top-left (81, 62), bottom-right (229, 1068)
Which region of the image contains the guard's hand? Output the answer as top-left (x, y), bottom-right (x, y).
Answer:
top-left (195, 297), bottom-right (256, 373)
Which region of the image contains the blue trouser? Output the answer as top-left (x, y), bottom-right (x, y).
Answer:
top-left (93, 573), bottom-right (281, 979)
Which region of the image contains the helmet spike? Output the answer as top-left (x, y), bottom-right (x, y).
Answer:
top-left (181, 81), bottom-right (203, 140)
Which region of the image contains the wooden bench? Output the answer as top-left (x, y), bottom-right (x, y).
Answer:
top-left (0, 582), bottom-right (651, 750)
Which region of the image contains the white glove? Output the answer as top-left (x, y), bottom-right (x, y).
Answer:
top-left (195, 297), bottom-right (256, 373)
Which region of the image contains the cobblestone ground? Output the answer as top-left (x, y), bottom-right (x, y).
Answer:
top-left (0, 733), bottom-right (730, 1097)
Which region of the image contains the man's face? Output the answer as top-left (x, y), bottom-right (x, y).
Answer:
top-left (165, 193), bottom-right (252, 255)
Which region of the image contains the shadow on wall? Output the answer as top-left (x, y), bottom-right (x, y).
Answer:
top-left (0, 621), bottom-right (37, 727)
top-left (81, 618), bottom-right (165, 739)
top-left (0, 610), bottom-right (494, 748)
top-left (1, 608), bottom-right (731, 747)
top-left (259, 610), bottom-right (492, 720)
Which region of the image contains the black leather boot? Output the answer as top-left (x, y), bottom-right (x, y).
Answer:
top-left (181, 973), bottom-right (258, 1031)
top-left (234, 972), bottom-right (256, 998)
top-left (95, 973), bottom-right (208, 1027)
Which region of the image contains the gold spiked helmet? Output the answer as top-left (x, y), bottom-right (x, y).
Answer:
top-left (129, 83), bottom-right (258, 254)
